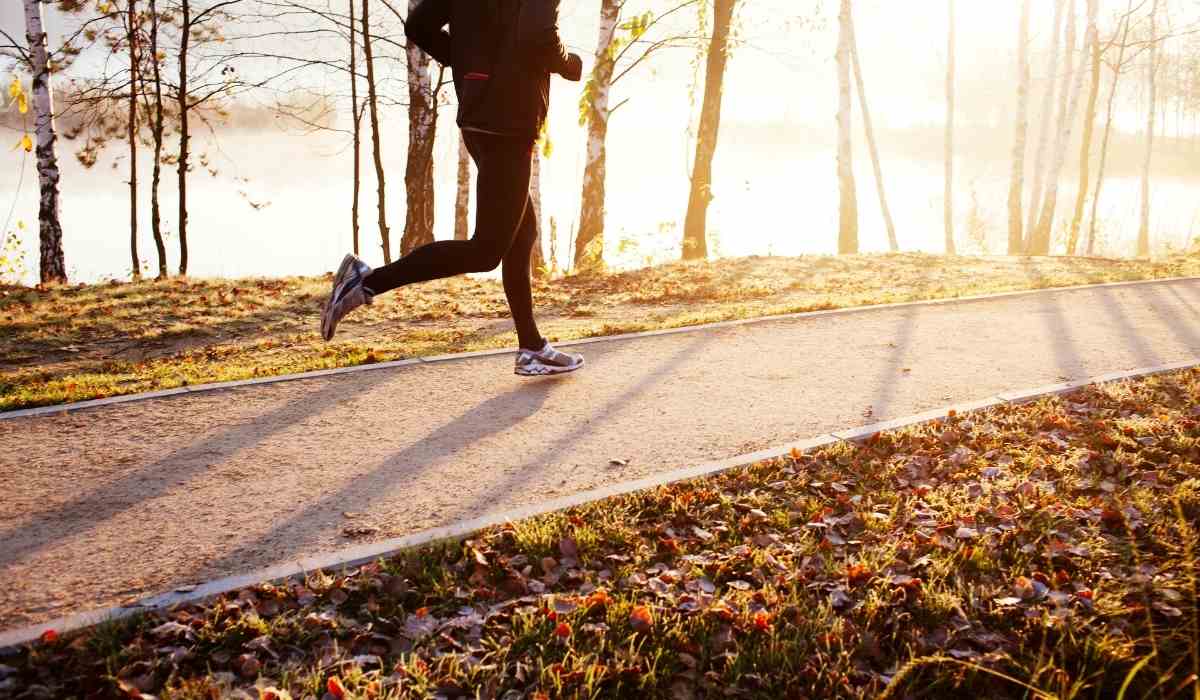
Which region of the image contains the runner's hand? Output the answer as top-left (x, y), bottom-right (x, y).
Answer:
top-left (561, 53), bottom-right (584, 82)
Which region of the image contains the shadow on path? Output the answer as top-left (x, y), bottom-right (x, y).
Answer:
top-left (184, 379), bottom-right (560, 577)
top-left (0, 373), bottom-right (389, 570)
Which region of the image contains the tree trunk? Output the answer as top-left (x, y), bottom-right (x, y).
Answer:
top-left (177, 0), bottom-right (190, 276)
top-left (1067, 0), bottom-right (1100, 256)
top-left (574, 0), bottom-right (619, 270)
top-left (530, 149), bottom-right (546, 276)
top-left (402, 0), bottom-right (437, 256)
top-left (349, 0), bottom-right (361, 256)
top-left (455, 132), bottom-right (470, 241)
top-left (149, 0), bottom-right (167, 278)
top-left (682, 0), bottom-right (736, 261)
top-left (362, 0), bottom-right (391, 263)
top-left (1031, 0), bottom-right (1086, 255)
top-left (1137, 0), bottom-right (1159, 259)
top-left (24, 0), bottom-right (67, 284)
top-left (1086, 10), bottom-right (1131, 256)
top-left (848, 5), bottom-right (897, 253)
top-left (836, 0), bottom-right (858, 255)
top-left (1007, 0), bottom-right (1032, 255)
top-left (1025, 0), bottom-right (1066, 251)
top-left (944, 0), bottom-right (956, 255)
top-left (128, 0), bottom-right (140, 281)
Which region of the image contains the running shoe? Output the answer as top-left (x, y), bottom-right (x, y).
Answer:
top-left (514, 341), bottom-right (585, 376)
top-left (321, 254), bottom-right (373, 341)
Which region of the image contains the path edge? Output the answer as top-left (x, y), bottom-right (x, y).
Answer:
top-left (3, 275), bottom-right (1197, 421)
top-left (2, 356), bottom-right (1197, 651)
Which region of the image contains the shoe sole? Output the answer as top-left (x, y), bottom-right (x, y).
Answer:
top-left (322, 255), bottom-right (358, 341)
top-left (514, 357), bottom-right (585, 377)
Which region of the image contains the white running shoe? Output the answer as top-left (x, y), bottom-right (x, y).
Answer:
top-left (321, 254), bottom-right (373, 341)
top-left (514, 341), bottom-right (585, 376)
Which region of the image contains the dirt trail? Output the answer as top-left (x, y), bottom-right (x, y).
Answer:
top-left (3, 279), bottom-right (1200, 630)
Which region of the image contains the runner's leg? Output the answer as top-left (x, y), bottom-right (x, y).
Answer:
top-left (502, 193), bottom-right (544, 351)
top-left (361, 132), bottom-right (532, 295)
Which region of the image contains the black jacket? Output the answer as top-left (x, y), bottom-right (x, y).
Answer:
top-left (406, 0), bottom-right (581, 140)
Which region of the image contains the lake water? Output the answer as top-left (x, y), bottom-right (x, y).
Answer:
top-left (2, 117), bottom-right (1197, 285)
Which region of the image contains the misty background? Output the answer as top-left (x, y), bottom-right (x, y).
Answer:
top-left (2, 0), bottom-right (1198, 285)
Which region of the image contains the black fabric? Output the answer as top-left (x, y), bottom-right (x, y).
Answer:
top-left (362, 131), bottom-right (544, 351)
top-left (406, 0), bottom-right (579, 139)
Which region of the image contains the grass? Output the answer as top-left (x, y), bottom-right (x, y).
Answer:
top-left (4, 367), bottom-right (1199, 698)
top-left (3, 252), bottom-right (1200, 413)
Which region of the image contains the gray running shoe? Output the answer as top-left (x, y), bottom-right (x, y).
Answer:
top-left (515, 341), bottom-right (584, 376)
top-left (321, 254), bottom-right (373, 341)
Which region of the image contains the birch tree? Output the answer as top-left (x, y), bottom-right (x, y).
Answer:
top-left (848, 3), bottom-right (897, 252)
top-left (573, 1), bottom-right (700, 270)
top-left (349, 0), bottom-right (361, 256)
top-left (574, 0), bottom-right (619, 270)
top-left (1030, 0), bottom-right (1087, 256)
top-left (177, 0), bottom-right (191, 274)
top-left (1068, 0), bottom-right (1100, 255)
top-left (454, 133), bottom-right (470, 242)
top-left (1137, 0), bottom-right (1160, 258)
top-left (21, 0), bottom-right (68, 283)
top-left (531, 149), bottom-right (546, 276)
top-left (361, 0), bottom-right (390, 263)
top-left (836, 0), bottom-right (857, 254)
top-left (1086, 5), bottom-right (1133, 256)
top-left (126, 0), bottom-right (141, 280)
top-left (147, 0), bottom-right (168, 278)
top-left (681, 0), bottom-right (737, 261)
top-left (944, 0), bottom-right (956, 255)
top-left (1007, 0), bottom-right (1032, 255)
top-left (1025, 0), bottom-right (1066, 250)
top-left (401, 0), bottom-right (440, 257)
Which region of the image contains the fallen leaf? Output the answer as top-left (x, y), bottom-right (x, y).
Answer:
top-left (954, 526), bottom-right (979, 540)
top-left (629, 605), bottom-right (654, 633)
top-left (150, 621), bottom-right (194, 640)
top-left (236, 653), bottom-right (261, 678)
top-left (327, 676), bottom-right (346, 699)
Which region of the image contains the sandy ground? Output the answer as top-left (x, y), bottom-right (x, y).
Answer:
top-left (3, 279), bottom-right (1200, 630)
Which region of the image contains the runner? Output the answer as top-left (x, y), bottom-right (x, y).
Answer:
top-left (320, 0), bottom-right (586, 377)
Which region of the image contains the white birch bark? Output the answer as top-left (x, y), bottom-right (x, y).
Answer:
top-left (573, 0), bottom-right (619, 270)
top-left (1031, 0), bottom-right (1087, 255)
top-left (1025, 0), bottom-right (1066, 250)
top-left (23, 0), bottom-right (67, 283)
top-left (455, 133), bottom-right (470, 242)
top-left (1137, 0), bottom-right (1160, 258)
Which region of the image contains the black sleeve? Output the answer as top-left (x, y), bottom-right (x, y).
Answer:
top-left (518, 0), bottom-right (572, 76)
top-left (406, 0), bottom-right (452, 67)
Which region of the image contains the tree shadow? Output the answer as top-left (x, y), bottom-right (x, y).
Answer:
top-left (1017, 259), bottom-right (1088, 380)
top-left (441, 331), bottom-right (718, 525)
top-left (0, 373), bottom-right (385, 571)
top-left (182, 379), bottom-right (560, 578)
top-left (180, 329), bottom-right (716, 580)
top-left (1092, 286), bottom-right (1164, 368)
top-left (865, 304), bottom-right (918, 421)
top-left (1147, 284), bottom-right (1200, 351)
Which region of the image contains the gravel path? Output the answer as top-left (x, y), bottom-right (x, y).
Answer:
top-left (3, 278), bottom-right (1200, 630)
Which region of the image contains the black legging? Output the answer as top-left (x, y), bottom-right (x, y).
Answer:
top-left (362, 130), bottom-right (544, 351)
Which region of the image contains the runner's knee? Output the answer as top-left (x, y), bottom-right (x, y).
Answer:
top-left (463, 238), bottom-right (506, 273)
